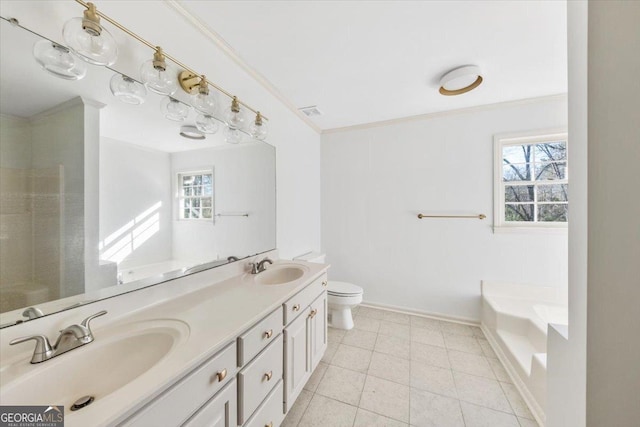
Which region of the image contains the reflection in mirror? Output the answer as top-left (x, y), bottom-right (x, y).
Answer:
top-left (0, 18), bottom-right (276, 327)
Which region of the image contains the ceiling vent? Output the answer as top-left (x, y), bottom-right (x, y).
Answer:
top-left (298, 105), bottom-right (322, 117)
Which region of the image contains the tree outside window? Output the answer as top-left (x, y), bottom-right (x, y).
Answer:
top-left (495, 132), bottom-right (568, 228)
top-left (178, 171), bottom-right (214, 220)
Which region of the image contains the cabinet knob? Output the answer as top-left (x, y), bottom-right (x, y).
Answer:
top-left (322, 281), bottom-right (327, 287)
top-left (265, 423), bottom-right (273, 427)
top-left (309, 308), bottom-right (318, 318)
top-left (264, 329), bottom-right (273, 339)
top-left (216, 368), bottom-right (227, 382)
top-left (263, 371), bottom-right (273, 381)
top-left (293, 304), bottom-right (301, 311)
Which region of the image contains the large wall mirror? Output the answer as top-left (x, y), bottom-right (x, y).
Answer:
top-left (0, 18), bottom-right (277, 327)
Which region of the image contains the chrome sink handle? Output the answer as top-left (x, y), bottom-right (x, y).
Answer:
top-left (81, 310), bottom-right (107, 332)
top-left (10, 335), bottom-right (54, 363)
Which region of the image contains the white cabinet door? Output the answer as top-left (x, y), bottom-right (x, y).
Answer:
top-left (284, 306), bottom-right (311, 412)
top-left (183, 379), bottom-right (237, 427)
top-left (309, 291), bottom-right (327, 371)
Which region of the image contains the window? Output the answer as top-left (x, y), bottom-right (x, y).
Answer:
top-left (494, 131), bottom-right (568, 230)
top-left (177, 171), bottom-right (214, 220)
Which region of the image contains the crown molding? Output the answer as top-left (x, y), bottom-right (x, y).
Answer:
top-left (322, 93), bottom-right (568, 135)
top-left (165, 0), bottom-right (322, 135)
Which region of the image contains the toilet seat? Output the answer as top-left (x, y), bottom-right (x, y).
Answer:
top-left (328, 281), bottom-right (363, 296)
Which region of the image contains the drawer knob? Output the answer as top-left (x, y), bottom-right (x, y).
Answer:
top-left (322, 281), bottom-right (327, 287)
top-left (263, 371), bottom-right (273, 381)
top-left (216, 368), bottom-right (227, 382)
top-left (265, 423), bottom-right (273, 427)
top-left (309, 308), bottom-right (318, 318)
top-left (264, 329), bottom-right (273, 339)
top-left (293, 304), bottom-right (301, 311)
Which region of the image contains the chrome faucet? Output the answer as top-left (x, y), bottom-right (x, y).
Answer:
top-left (9, 310), bottom-right (107, 364)
top-left (250, 257), bottom-right (273, 274)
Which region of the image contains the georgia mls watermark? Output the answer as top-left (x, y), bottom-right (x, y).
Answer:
top-left (0, 406), bottom-right (64, 427)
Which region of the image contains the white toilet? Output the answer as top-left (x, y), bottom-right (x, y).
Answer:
top-left (294, 252), bottom-right (363, 330)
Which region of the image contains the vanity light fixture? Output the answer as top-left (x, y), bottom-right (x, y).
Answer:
top-left (439, 65), bottom-right (483, 96)
top-left (250, 112), bottom-right (268, 141)
top-left (58, 0), bottom-right (270, 139)
top-left (33, 39), bottom-right (87, 80)
top-left (180, 125), bottom-right (206, 140)
top-left (190, 75), bottom-right (217, 116)
top-left (162, 97), bottom-right (190, 122)
top-left (109, 74), bottom-right (146, 105)
top-left (224, 96), bottom-right (245, 130)
top-left (140, 46), bottom-right (178, 95)
top-left (62, 2), bottom-right (117, 66)
top-left (195, 114), bottom-right (220, 134)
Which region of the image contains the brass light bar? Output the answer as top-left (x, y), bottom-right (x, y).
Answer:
top-left (73, 0), bottom-right (268, 120)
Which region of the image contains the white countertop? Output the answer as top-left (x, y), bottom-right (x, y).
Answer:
top-left (0, 256), bottom-right (329, 426)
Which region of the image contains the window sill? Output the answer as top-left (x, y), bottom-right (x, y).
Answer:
top-left (493, 225), bottom-right (568, 235)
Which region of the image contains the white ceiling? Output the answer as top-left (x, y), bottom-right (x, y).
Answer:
top-left (0, 1), bottom-right (568, 144)
top-left (179, 0), bottom-right (568, 130)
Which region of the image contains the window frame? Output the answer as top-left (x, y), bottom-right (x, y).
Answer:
top-left (493, 130), bottom-right (569, 233)
top-left (176, 169), bottom-right (215, 222)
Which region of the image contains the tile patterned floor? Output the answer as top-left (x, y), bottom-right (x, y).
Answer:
top-left (282, 306), bottom-right (539, 427)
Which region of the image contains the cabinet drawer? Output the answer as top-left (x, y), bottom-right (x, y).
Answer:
top-left (244, 379), bottom-right (284, 427)
top-left (124, 342), bottom-right (237, 427)
top-left (183, 378), bottom-right (237, 427)
top-left (238, 334), bottom-right (283, 425)
top-left (283, 273), bottom-right (327, 325)
top-left (238, 307), bottom-right (283, 366)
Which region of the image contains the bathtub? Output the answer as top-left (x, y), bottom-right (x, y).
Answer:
top-left (481, 281), bottom-right (567, 426)
top-left (118, 259), bottom-right (199, 284)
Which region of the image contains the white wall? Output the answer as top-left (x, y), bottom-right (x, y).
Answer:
top-left (546, 1), bottom-right (587, 426)
top-left (99, 137), bottom-right (173, 272)
top-left (171, 143), bottom-right (276, 262)
top-left (30, 98), bottom-right (86, 298)
top-left (586, 2), bottom-right (640, 425)
top-left (322, 98), bottom-right (568, 320)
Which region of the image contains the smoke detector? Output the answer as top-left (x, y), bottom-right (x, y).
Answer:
top-left (298, 105), bottom-right (322, 117)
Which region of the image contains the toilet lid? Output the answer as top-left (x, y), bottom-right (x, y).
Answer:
top-left (328, 281), bottom-right (363, 296)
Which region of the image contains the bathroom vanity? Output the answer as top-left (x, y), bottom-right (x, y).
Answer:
top-left (0, 254), bottom-right (328, 427)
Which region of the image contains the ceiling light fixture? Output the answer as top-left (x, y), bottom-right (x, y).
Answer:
top-left (439, 65), bottom-right (483, 96)
top-left (62, 2), bottom-right (117, 66)
top-left (109, 74), bottom-right (146, 105)
top-left (140, 46), bottom-right (178, 95)
top-left (32, 39), bottom-right (87, 80)
top-left (180, 125), bottom-right (205, 140)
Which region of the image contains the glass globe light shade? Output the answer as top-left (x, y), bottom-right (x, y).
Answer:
top-left (62, 16), bottom-right (118, 66)
top-left (140, 48), bottom-right (178, 95)
top-left (110, 74), bottom-right (146, 105)
top-left (250, 113), bottom-right (268, 141)
top-left (192, 90), bottom-right (217, 116)
top-left (161, 97), bottom-right (190, 122)
top-left (225, 109), bottom-right (245, 130)
top-left (224, 126), bottom-right (244, 144)
top-left (195, 114), bottom-right (220, 134)
top-left (33, 40), bottom-right (87, 80)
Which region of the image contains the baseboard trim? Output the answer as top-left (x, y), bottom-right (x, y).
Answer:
top-left (360, 300), bottom-right (479, 326)
top-left (481, 324), bottom-right (545, 427)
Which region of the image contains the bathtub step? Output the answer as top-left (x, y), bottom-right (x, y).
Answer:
top-left (496, 329), bottom-right (539, 376)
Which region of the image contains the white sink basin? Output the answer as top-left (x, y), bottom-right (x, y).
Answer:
top-left (256, 264), bottom-right (308, 285)
top-left (0, 319), bottom-right (189, 409)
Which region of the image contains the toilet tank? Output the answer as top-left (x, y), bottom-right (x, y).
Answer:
top-left (293, 252), bottom-right (326, 264)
